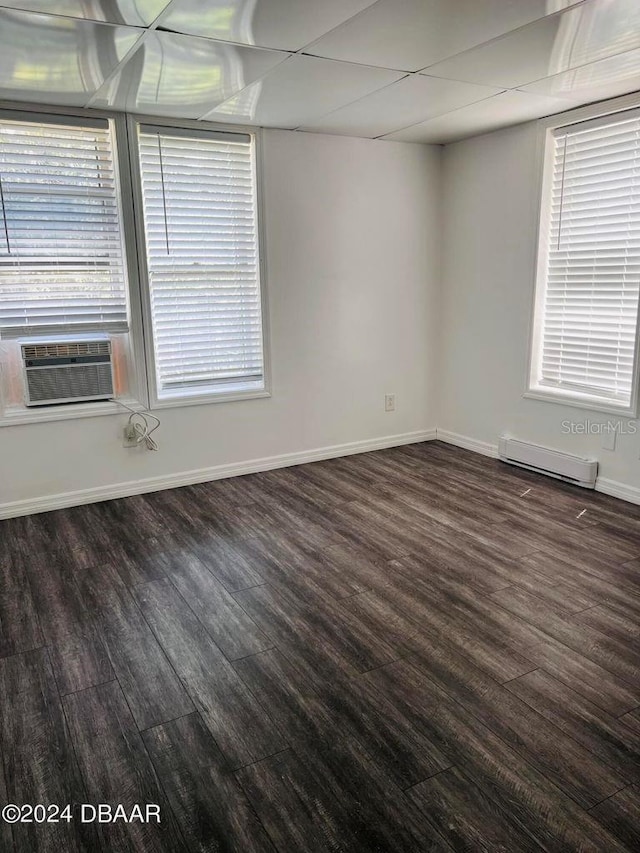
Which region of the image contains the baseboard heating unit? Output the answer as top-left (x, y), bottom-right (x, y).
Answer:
top-left (498, 437), bottom-right (598, 489)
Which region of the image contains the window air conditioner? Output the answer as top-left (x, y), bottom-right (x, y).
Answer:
top-left (20, 336), bottom-right (114, 406)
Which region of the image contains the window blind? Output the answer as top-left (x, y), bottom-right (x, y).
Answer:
top-left (137, 126), bottom-right (264, 396)
top-left (536, 113), bottom-right (640, 408)
top-left (0, 115), bottom-right (129, 338)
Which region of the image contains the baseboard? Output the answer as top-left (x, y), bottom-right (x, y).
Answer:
top-left (8, 424), bottom-right (638, 518)
top-left (436, 428), bottom-right (499, 458)
top-left (595, 477), bottom-right (640, 506)
top-left (0, 428), bottom-right (437, 519)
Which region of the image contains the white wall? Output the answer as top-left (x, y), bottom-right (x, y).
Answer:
top-left (1, 130), bottom-right (441, 513)
top-left (440, 121), bottom-right (640, 497)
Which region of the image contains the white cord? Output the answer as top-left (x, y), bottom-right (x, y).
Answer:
top-left (110, 399), bottom-right (160, 451)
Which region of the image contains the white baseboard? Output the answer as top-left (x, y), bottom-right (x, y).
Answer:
top-left (436, 428), bottom-right (499, 458)
top-left (0, 428), bottom-right (437, 520)
top-left (595, 476), bottom-right (640, 506)
top-left (7, 425), bottom-right (639, 518)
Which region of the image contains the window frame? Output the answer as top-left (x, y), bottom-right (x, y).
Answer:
top-left (126, 113), bottom-right (271, 411)
top-left (0, 109), bottom-right (131, 339)
top-left (0, 101), bottom-right (271, 426)
top-left (526, 93), bottom-right (640, 418)
top-left (0, 103), bottom-right (150, 425)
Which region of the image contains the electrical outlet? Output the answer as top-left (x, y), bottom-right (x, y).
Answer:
top-left (123, 423), bottom-right (138, 448)
top-left (384, 394), bottom-right (395, 412)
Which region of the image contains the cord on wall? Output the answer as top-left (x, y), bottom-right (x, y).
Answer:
top-left (111, 399), bottom-right (160, 450)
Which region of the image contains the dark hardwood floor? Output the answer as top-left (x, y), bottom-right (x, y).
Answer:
top-left (1, 440), bottom-right (639, 851)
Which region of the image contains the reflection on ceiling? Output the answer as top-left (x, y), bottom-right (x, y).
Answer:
top-left (0, 0), bottom-right (638, 143)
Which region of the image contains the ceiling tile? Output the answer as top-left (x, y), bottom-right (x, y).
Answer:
top-left (299, 74), bottom-right (503, 138)
top-left (202, 54), bottom-right (403, 129)
top-left (0, 8), bottom-right (142, 106)
top-left (383, 90), bottom-right (576, 144)
top-left (422, 15), bottom-right (566, 89)
top-left (423, 0), bottom-right (640, 89)
top-left (0, 1), bottom-right (172, 26)
top-left (159, 0), bottom-right (379, 52)
top-left (306, 0), bottom-right (582, 73)
top-left (91, 29), bottom-right (288, 118)
top-left (521, 47), bottom-right (640, 103)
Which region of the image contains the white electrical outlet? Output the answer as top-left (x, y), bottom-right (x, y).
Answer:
top-left (384, 394), bottom-right (395, 412)
top-left (123, 423), bottom-right (138, 448)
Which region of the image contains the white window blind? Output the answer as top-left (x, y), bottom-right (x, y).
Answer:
top-left (0, 115), bottom-right (129, 338)
top-left (533, 112), bottom-right (640, 409)
top-left (137, 125), bottom-right (264, 398)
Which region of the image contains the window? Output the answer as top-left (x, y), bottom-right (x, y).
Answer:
top-left (0, 108), bottom-right (267, 422)
top-left (529, 110), bottom-right (640, 414)
top-left (0, 114), bottom-right (129, 337)
top-left (136, 124), bottom-right (265, 403)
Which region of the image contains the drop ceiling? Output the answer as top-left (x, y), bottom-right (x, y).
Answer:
top-left (0, 0), bottom-right (639, 144)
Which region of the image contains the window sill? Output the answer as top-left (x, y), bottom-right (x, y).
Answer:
top-left (524, 388), bottom-right (638, 418)
top-left (0, 396), bottom-right (145, 428)
top-left (0, 384), bottom-right (271, 426)
top-left (152, 386), bottom-right (271, 410)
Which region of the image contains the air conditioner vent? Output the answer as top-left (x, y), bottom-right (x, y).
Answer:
top-left (26, 363), bottom-right (114, 404)
top-left (22, 340), bottom-right (111, 360)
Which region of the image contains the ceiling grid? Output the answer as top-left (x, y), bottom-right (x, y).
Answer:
top-left (0, 0), bottom-right (637, 142)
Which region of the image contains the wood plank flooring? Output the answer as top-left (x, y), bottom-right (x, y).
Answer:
top-left (1, 440), bottom-right (639, 851)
